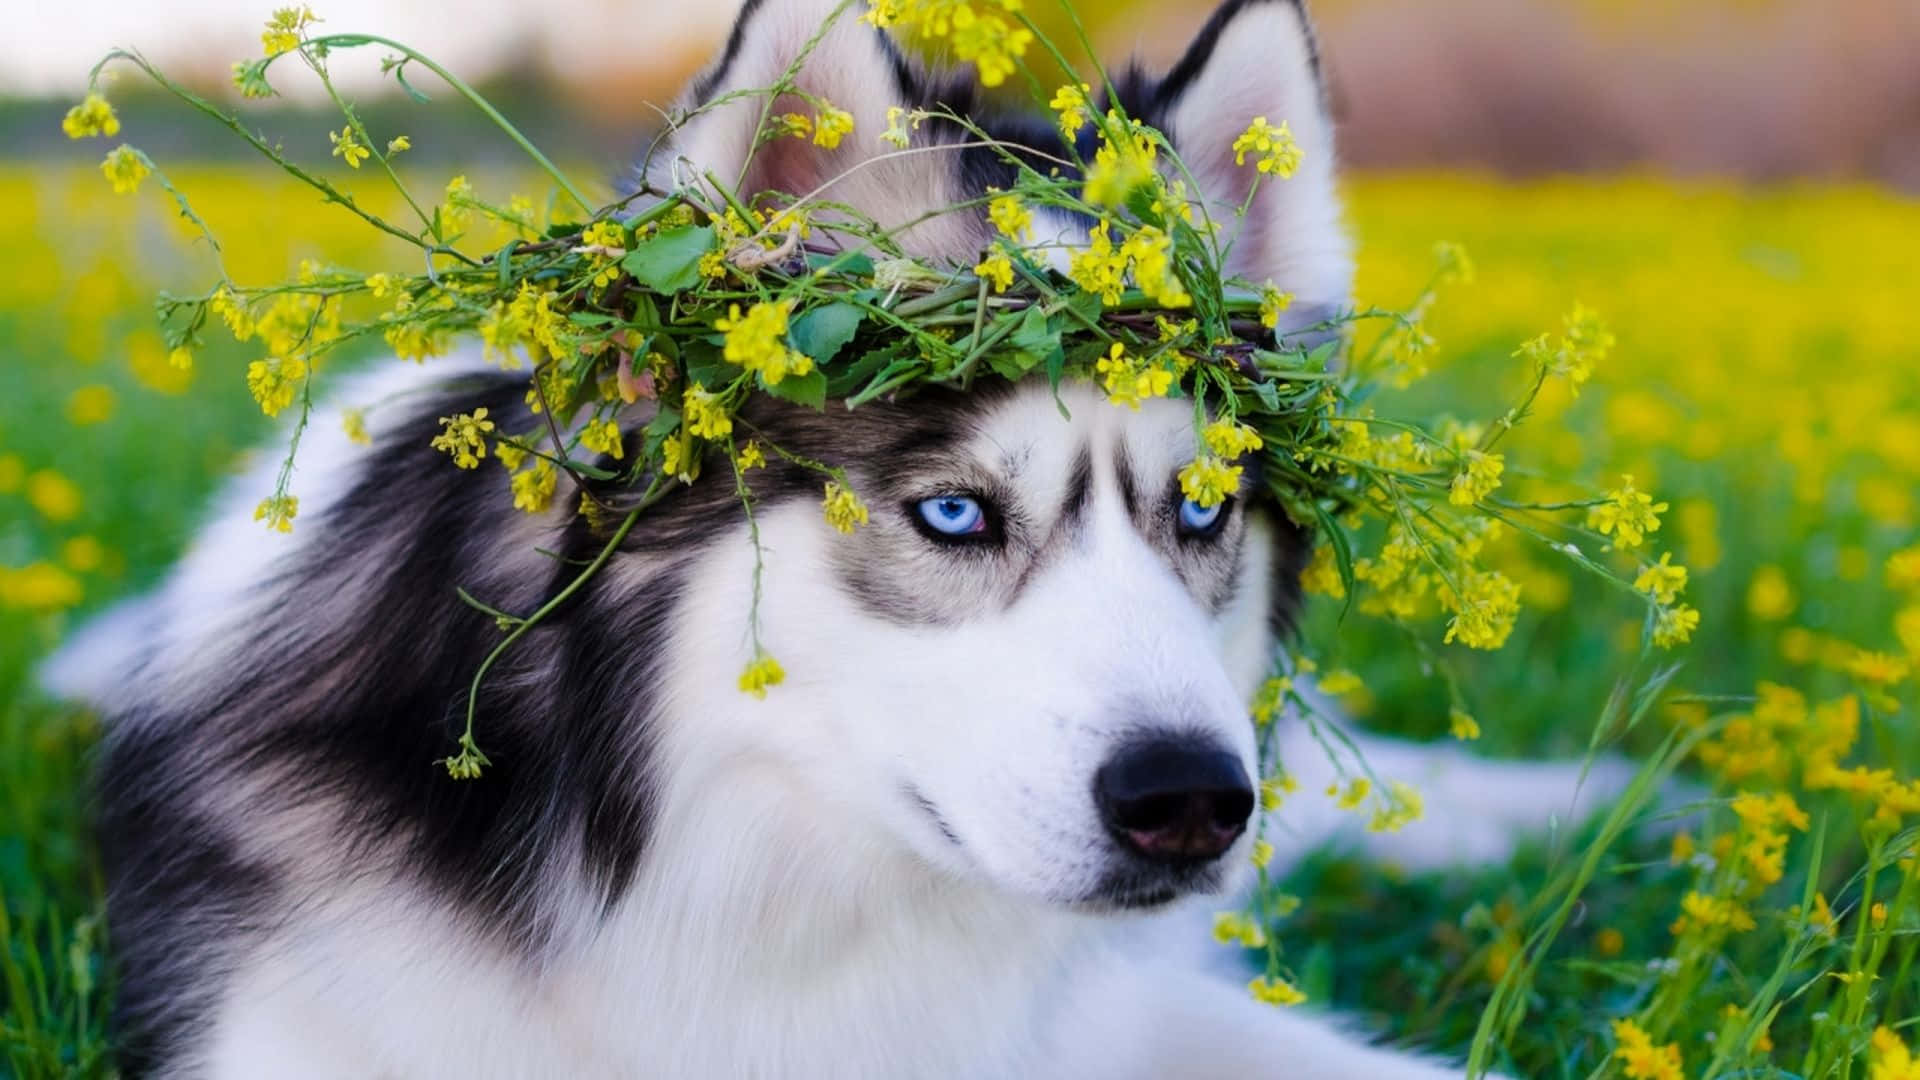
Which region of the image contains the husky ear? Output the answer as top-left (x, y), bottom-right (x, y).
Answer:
top-left (1148, 0), bottom-right (1350, 319)
top-left (649, 0), bottom-right (985, 262)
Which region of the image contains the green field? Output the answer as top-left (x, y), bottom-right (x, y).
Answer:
top-left (4, 165), bottom-right (1919, 1077)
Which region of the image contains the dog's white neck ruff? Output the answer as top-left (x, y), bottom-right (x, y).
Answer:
top-left (207, 734), bottom-right (1107, 1079)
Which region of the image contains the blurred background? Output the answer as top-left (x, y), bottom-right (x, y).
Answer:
top-left (4, 0), bottom-right (1919, 1074)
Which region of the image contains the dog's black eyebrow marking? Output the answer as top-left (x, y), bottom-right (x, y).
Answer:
top-left (1114, 441), bottom-right (1141, 521)
top-left (1060, 444), bottom-right (1094, 534)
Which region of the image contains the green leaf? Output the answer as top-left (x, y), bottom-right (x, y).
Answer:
top-left (619, 225), bottom-right (715, 294)
top-left (807, 251), bottom-right (874, 277)
top-left (1249, 378), bottom-right (1282, 412)
top-left (826, 345), bottom-right (902, 398)
top-left (492, 240), bottom-right (517, 290)
top-left (789, 302), bottom-right (865, 366)
top-left (760, 368), bottom-right (828, 410)
top-left (680, 339), bottom-right (733, 390)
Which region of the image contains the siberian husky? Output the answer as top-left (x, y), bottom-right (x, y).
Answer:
top-left (45, 0), bottom-right (1630, 1075)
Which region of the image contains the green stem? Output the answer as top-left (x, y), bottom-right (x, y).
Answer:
top-left (308, 33), bottom-right (594, 211)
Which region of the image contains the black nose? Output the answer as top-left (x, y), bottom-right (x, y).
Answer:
top-left (1094, 740), bottom-right (1254, 864)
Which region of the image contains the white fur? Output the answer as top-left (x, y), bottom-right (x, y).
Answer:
top-left (103, 380), bottom-right (1621, 1078)
top-left (42, 2), bottom-right (1636, 1074)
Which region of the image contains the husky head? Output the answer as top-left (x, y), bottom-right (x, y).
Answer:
top-left (644, 0), bottom-right (1350, 911)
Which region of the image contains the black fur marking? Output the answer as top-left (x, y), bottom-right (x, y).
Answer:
top-left (93, 372), bottom-right (844, 1072)
top-left (689, 0), bottom-right (774, 106)
top-left (904, 783), bottom-right (964, 846)
top-left (1151, 0), bottom-right (1321, 118)
top-left (1059, 444), bottom-right (1094, 536)
top-left (1114, 442), bottom-right (1140, 521)
top-left (95, 724), bottom-right (278, 1075)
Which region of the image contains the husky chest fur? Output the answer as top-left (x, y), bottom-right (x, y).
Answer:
top-left (44, 0), bottom-right (1608, 1076)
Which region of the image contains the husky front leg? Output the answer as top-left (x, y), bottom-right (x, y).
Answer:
top-left (1262, 702), bottom-right (1643, 875)
top-left (1053, 956), bottom-right (1487, 1080)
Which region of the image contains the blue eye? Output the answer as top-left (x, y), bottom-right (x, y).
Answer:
top-left (1177, 497), bottom-right (1228, 536)
top-left (917, 495), bottom-right (987, 537)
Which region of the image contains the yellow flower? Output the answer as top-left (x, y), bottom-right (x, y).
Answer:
top-left (1872, 1027), bottom-right (1920, 1080)
top-left (1610, 1018), bottom-right (1684, 1080)
top-left (329, 126), bottom-right (370, 168)
top-left (245, 356), bottom-right (308, 417)
top-left (734, 441), bottom-right (766, 472)
top-left (66, 384), bottom-right (117, 426)
top-left (1872, 901), bottom-right (1889, 928)
top-left (1258, 775), bottom-right (1287, 812)
top-left (430, 409), bottom-right (496, 469)
top-left (1094, 343), bottom-right (1174, 410)
top-left (1084, 112), bottom-right (1158, 207)
top-left (683, 386), bottom-right (733, 440)
top-left (662, 432), bottom-right (701, 485)
top-left (1449, 708), bottom-right (1481, 740)
top-left (1333, 777), bottom-right (1370, 810)
top-left (1248, 838), bottom-right (1274, 868)
top-left (1633, 553), bottom-right (1688, 605)
top-left (1300, 544), bottom-right (1345, 599)
top-left (1588, 475), bottom-right (1668, 549)
top-left (510, 459), bottom-right (558, 513)
top-left (987, 192), bottom-right (1032, 243)
top-left (715, 301), bottom-right (812, 386)
top-left (62, 93), bottom-right (120, 139)
top-left (341, 409), bottom-right (370, 446)
top-left (1179, 456), bottom-right (1242, 509)
top-left (1258, 281), bottom-right (1294, 330)
top-left (1433, 241), bottom-right (1476, 285)
top-left (1367, 780), bottom-right (1423, 833)
top-left (252, 493), bottom-right (299, 534)
top-left (1652, 603), bottom-right (1700, 649)
top-left (209, 287), bottom-right (254, 341)
top-left (1203, 420), bottom-right (1264, 459)
top-left (1317, 669), bottom-right (1363, 696)
top-left (1442, 570), bottom-right (1523, 650)
top-left (1247, 974), bottom-right (1307, 1007)
top-left (1120, 225), bottom-right (1191, 309)
top-left (1, 562), bottom-right (85, 612)
top-left (442, 175), bottom-right (475, 232)
top-left (1250, 677), bottom-right (1291, 727)
top-left (1049, 82), bottom-right (1092, 142)
top-left (100, 145), bottom-right (150, 195)
top-left (167, 345), bottom-right (193, 371)
top-left (974, 249), bottom-right (1015, 293)
top-left (822, 481), bottom-right (870, 534)
top-left (579, 417), bottom-right (626, 460)
top-left (386, 135), bottom-right (411, 155)
top-left (26, 470), bottom-right (83, 523)
top-left (1448, 449), bottom-right (1504, 507)
top-left (1594, 927), bottom-right (1624, 957)
top-left (1211, 911), bottom-right (1267, 949)
top-left (261, 6), bottom-right (318, 55)
top-left (1888, 546), bottom-right (1920, 592)
top-left (1848, 650), bottom-right (1910, 685)
top-left (880, 105), bottom-right (912, 149)
top-left (1232, 116), bottom-right (1304, 177)
top-left (61, 536), bottom-right (105, 573)
top-left (1746, 564), bottom-right (1796, 620)
top-left (738, 652), bottom-right (786, 699)
top-left (812, 104), bottom-right (854, 149)
top-left (1068, 222), bottom-right (1130, 305)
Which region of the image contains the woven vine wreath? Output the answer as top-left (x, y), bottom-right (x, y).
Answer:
top-left (71, 0), bottom-right (1694, 901)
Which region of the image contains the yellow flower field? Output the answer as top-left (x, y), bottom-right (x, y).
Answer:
top-left (2, 163), bottom-right (1918, 1075)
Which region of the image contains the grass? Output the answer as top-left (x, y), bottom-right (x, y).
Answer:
top-left (3, 165), bottom-right (1919, 1077)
